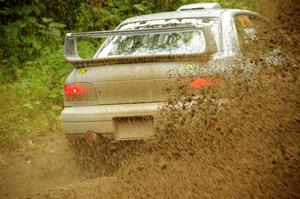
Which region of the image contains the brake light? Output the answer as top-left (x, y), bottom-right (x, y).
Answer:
top-left (64, 83), bottom-right (96, 102)
top-left (190, 77), bottom-right (217, 88)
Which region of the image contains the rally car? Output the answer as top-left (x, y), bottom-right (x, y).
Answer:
top-left (61, 3), bottom-right (285, 143)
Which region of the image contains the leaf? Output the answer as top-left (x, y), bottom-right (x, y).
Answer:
top-left (0, 7), bottom-right (14, 16)
top-left (34, 101), bottom-right (41, 105)
top-left (51, 105), bottom-right (62, 111)
top-left (8, 56), bottom-right (19, 65)
top-left (26, 16), bottom-right (37, 24)
top-left (23, 102), bottom-right (34, 110)
top-left (36, 23), bottom-right (46, 30)
top-left (42, 17), bottom-right (53, 23)
top-left (48, 93), bottom-right (59, 99)
top-left (48, 28), bottom-right (61, 38)
top-left (133, 4), bottom-right (146, 12)
top-left (50, 22), bottom-right (65, 29)
top-left (16, 5), bottom-right (33, 16)
top-left (32, 40), bottom-right (42, 50)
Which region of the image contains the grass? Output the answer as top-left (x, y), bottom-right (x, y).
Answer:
top-left (0, 40), bottom-right (99, 147)
top-left (0, 46), bottom-right (73, 147)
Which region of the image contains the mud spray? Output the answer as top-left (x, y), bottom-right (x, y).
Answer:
top-left (1, 0), bottom-right (299, 198)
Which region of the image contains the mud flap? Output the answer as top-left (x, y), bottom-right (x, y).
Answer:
top-left (114, 116), bottom-right (154, 140)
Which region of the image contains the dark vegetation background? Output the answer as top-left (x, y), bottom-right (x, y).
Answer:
top-left (0, 0), bottom-right (299, 160)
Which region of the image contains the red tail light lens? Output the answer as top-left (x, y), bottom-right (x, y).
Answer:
top-left (64, 83), bottom-right (96, 102)
top-left (190, 77), bottom-right (218, 88)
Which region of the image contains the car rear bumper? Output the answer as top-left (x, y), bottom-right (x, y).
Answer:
top-left (60, 102), bottom-right (164, 140)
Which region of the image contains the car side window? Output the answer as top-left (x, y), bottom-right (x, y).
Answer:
top-left (235, 15), bottom-right (254, 48)
top-left (235, 15), bottom-right (265, 54)
top-left (235, 14), bottom-right (288, 65)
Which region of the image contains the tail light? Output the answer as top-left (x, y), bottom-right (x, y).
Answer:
top-left (64, 83), bottom-right (96, 102)
top-left (190, 77), bottom-right (218, 88)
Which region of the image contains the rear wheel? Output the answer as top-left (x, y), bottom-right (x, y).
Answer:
top-left (66, 134), bottom-right (142, 176)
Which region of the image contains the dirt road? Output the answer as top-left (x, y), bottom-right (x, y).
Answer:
top-left (0, 134), bottom-right (87, 198)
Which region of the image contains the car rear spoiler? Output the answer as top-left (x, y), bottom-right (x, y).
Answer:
top-left (64, 24), bottom-right (217, 68)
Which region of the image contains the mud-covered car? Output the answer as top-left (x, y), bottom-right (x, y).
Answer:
top-left (61, 3), bottom-right (287, 143)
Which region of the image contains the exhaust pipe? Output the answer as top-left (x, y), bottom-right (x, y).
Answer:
top-left (85, 130), bottom-right (97, 145)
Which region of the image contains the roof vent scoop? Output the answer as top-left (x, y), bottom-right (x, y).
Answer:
top-left (177, 3), bottom-right (222, 11)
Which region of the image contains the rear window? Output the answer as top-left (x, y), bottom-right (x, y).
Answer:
top-left (96, 18), bottom-right (220, 58)
top-left (102, 31), bottom-right (206, 56)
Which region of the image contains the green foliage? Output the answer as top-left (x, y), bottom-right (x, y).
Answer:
top-left (0, 46), bottom-right (73, 143)
top-left (75, 3), bottom-right (121, 31)
top-left (77, 38), bottom-right (105, 58)
top-left (0, 1), bottom-right (65, 82)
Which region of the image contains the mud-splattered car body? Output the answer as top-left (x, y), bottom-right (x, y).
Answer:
top-left (61, 3), bottom-right (283, 141)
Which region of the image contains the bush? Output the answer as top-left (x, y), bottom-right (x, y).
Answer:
top-left (0, 1), bottom-right (65, 82)
top-left (0, 46), bottom-right (73, 145)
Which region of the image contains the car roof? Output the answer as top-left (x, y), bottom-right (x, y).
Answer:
top-left (121, 9), bottom-right (226, 24)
